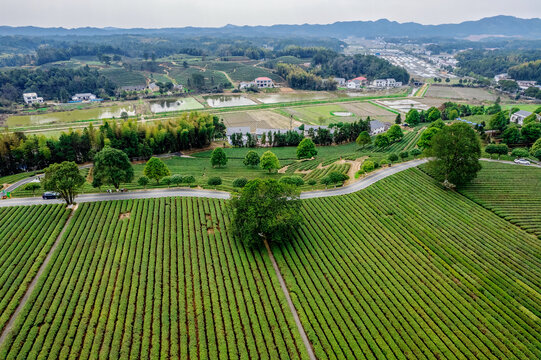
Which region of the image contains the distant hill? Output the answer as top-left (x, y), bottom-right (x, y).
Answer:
top-left (1, 16), bottom-right (541, 39)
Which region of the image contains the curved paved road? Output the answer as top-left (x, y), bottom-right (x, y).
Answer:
top-left (2, 158), bottom-right (538, 207)
top-left (300, 159), bottom-right (428, 199)
top-left (0, 187), bottom-right (231, 208)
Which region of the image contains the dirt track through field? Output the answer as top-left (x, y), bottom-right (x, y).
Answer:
top-left (264, 240), bottom-right (317, 360)
top-left (0, 206), bottom-right (77, 347)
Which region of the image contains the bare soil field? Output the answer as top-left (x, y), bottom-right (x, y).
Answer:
top-left (426, 86), bottom-right (498, 102)
top-left (220, 110), bottom-right (301, 130)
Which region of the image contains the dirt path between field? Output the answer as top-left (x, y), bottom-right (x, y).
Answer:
top-left (0, 206), bottom-right (77, 347)
top-left (264, 240), bottom-right (316, 360)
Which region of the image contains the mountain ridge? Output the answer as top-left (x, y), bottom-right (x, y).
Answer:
top-left (0, 15), bottom-right (540, 39)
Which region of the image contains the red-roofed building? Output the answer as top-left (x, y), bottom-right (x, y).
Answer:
top-left (254, 77), bottom-right (274, 88)
top-left (347, 76), bottom-right (368, 89)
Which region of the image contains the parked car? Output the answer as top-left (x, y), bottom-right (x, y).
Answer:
top-left (42, 191), bottom-right (59, 199)
top-left (514, 158), bottom-right (531, 165)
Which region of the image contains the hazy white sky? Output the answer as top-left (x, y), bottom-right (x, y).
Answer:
top-left (0, 0), bottom-right (540, 28)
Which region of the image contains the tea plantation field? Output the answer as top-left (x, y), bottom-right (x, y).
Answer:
top-left (0, 164), bottom-right (539, 359)
top-left (459, 162), bottom-right (541, 238)
top-left (0, 205), bottom-right (70, 334)
top-left (0, 198), bottom-right (307, 360)
top-left (274, 168), bottom-right (541, 359)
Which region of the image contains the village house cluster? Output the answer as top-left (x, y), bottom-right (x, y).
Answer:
top-left (333, 77), bottom-right (403, 90)
top-left (225, 120), bottom-right (389, 146)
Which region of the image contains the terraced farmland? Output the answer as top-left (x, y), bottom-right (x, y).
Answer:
top-left (0, 198), bottom-right (308, 360)
top-left (459, 161), bottom-right (541, 238)
top-left (274, 168), bottom-right (541, 359)
top-left (0, 205), bottom-right (71, 334)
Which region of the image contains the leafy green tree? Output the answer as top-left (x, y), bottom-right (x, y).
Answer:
top-left (296, 138), bottom-right (318, 159)
top-left (395, 113), bottom-right (402, 124)
top-left (208, 176), bottom-right (222, 186)
top-left (260, 151), bottom-right (280, 173)
top-left (387, 125), bottom-right (404, 143)
top-left (417, 127), bottom-right (440, 149)
top-left (144, 157), bottom-right (171, 184)
top-left (362, 160), bottom-right (375, 173)
top-left (533, 149), bottom-right (541, 161)
top-left (399, 151), bottom-right (409, 159)
top-left (24, 182), bottom-right (41, 196)
top-left (426, 122), bottom-right (482, 187)
top-left (92, 146), bottom-right (134, 189)
top-left (307, 179), bottom-right (317, 186)
top-left (530, 137), bottom-right (541, 155)
top-left (279, 176), bottom-right (305, 187)
top-left (41, 161), bottom-right (85, 205)
top-left (211, 148), bottom-right (228, 168)
top-left (243, 150), bottom-right (260, 167)
top-left (231, 179), bottom-right (303, 247)
top-left (171, 175), bottom-right (183, 187)
top-left (406, 109), bottom-right (421, 126)
top-left (485, 144), bottom-right (509, 156)
top-left (162, 176), bottom-right (172, 187)
top-left (502, 125), bottom-right (521, 145)
top-left (233, 177), bottom-right (248, 188)
top-left (388, 153), bottom-right (399, 162)
top-left (511, 148), bottom-right (530, 158)
top-left (489, 112), bottom-right (509, 131)
top-left (374, 134), bottom-right (390, 148)
top-left (183, 176), bottom-right (196, 185)
top-left (137, 176), bottom-right (150, 188)
top-left (355, 131), bottom-right (371, 148)
top-left (411, 148), bottom-right (422, 158)
top-left (427, 108), bottom-right (442, 122)
top-left (521, 122), bottom-right (541, 144)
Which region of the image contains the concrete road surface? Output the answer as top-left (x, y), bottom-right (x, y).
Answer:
top-left (0, 187), bottom-right (231, 208)
top-left (300, 159), bottom-right (428, 199)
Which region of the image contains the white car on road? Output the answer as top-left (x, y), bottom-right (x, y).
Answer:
top-left (514, 158), bottom-right (531, 165)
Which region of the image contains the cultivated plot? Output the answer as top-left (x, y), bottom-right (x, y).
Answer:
top-left (0, 205), bottom-right (70, 335)
top-left (274, 168), bottom-right (541, 359)
top-left (221, 110), bottom-right (301, 131)
top-left (426, 86), bottom-right (498, 102)
top-left (0, 198), bottom-right (308, 360)
top-left (459, 161), bottom-right (541, 238)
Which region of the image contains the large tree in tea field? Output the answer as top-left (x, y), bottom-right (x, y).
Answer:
top-left (42, 161), bottom-right (85, 205)
top-left (92, 146), bottom-right (134, 189)
top-left (426, 122), bottom-right (481, 187)
top-left (144, 157), bottom-right (171, 184)
top-left (231, 179), bottom-right (303, 247)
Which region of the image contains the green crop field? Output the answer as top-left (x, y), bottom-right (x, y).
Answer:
top-left (459, 162), bottom-right (541, 238)
top-left (1, 163), bottom-right (540, 359)
top-left (0, 198), bottom-right (308, 360)
top-left (100, 68), bottom-right (147, 87)
top-left (169, 67), bottom-right (232, 87)
top-left (206, 62), bottom-right (283, 82)
top-left (274, 168), bottom-right (541, 359)
top-left (284, 104), bottom-right (355, 125)
top-left (0, 205), bottom-right (70, 334)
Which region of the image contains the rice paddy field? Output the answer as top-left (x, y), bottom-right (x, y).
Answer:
top-left (1, 164), bottom-right (540, 359)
